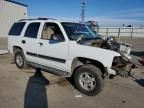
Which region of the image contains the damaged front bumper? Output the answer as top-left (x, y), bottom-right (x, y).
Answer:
top-left (111, 55), bottom-right (136, 78)
top-left (105, 54), bottom-right (135, 78)
top-left (107, 41), bottom-right (135, 78)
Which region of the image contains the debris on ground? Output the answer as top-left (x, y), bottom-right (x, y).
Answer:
top-left (139, 56), bottom-right (144, 66)
top-left (75, 91), bottom-right (83, 98)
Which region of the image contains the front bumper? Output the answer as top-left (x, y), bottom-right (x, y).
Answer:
top-left (106, 67), bottom-right (117, 75)
top-left (111, 55), bottom-right (135, 78)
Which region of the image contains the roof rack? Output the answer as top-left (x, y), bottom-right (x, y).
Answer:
top-left (19, 19), bottom-right (36, 21)
top-left (19, 17), bottom-right (56, 21)
top-left (37, 18), bottom-right (56, 20)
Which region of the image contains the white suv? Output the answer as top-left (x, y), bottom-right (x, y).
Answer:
top-left (8, 18), bottom-right (134, 96)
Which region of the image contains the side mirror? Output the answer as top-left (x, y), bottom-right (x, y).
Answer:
top-left (51, 34), bottom-right (65, 42)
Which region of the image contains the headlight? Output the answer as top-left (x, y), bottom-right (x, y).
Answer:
top-left (107, 36), bottom-right (115, 42)
top-left (112, 56), bottom-right (121, 66)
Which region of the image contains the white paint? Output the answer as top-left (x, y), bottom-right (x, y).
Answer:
top-left (8, 19), bottom-right (121, 75)
top-left (67, 41), bottom-right (120, 70)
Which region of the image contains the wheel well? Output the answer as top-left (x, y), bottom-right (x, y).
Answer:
top-left (71, 57), bottom-right (106, 77)
top-left (13, 46), bottom-right (23, 54)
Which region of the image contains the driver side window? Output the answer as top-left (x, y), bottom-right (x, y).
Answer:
top-left (41, 23), bottom-right (64, 40)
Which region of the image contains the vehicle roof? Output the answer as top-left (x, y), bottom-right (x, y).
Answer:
top-left (17, 18), bottom-right (80, 24)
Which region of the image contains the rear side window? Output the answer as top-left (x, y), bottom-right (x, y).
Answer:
top-left (24, 23), bottom-right (40, 38)
top-left (9, 22), bottom-right (26, 36)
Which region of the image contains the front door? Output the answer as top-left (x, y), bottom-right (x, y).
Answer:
top-left (37, 22), bottom-right (69, 71)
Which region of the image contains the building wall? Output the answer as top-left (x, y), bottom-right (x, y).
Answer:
top-left (0, 0), bottom-right (27, 37)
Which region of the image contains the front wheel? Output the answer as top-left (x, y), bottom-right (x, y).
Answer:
top-left (74, 64), bottom-right (104, 96)
top-left (15, 50), bottom-right (27, 69)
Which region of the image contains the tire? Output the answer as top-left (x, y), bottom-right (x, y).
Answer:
top-left (15, 49), bottom-right (27, 69)
top-left (74, 64), bottom-right (104, 96)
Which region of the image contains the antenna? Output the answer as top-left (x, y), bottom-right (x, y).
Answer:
top-left (81, 0), bottom-right (86, 23)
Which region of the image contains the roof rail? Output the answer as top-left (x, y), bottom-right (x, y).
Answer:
top-left (19, 17), bottom-right (56, 21)
top-left (19, 19), bottom-right (36, 21)
top-left (37, 18), bottom-right (56, 20)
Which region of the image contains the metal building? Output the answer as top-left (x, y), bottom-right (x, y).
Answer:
top-left (0, 0), bottom-right (27, 37)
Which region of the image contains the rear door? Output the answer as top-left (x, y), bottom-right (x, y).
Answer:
top-left (22, 22), bottom-right (41, 63)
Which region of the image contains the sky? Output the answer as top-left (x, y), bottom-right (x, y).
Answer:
top-left (15, 0), bottom-right (144, 26)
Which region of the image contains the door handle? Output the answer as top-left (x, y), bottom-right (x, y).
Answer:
top-left (38, 43), bottom-right (43, 46)
top-left (22, 40), bottom-right (26, 44)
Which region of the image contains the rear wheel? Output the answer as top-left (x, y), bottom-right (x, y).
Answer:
top-left (15, 50), bottom-right (27, 69)
top-left (74, 64), bottom-right (104, 96)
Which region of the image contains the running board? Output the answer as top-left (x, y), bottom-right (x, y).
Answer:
top-left (27, 61), bottom-right (68, 76)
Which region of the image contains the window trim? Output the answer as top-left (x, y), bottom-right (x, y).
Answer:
top-left (24, 22), bottom-right (40, 38)
top-left (41, 22), bottom-right (65, 41)
top-left (8, 22), bottom-right (26, 36)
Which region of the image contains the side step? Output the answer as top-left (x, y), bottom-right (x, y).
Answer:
top-left (27, 61), bottom-right (68, 76)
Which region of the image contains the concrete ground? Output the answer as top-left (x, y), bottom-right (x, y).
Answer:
top-left (0, 54), bottom-right (144, 108)
top-left (119, 37), bottom-right (144, 51)
top-left (0, 37), bottom-right (144, 108)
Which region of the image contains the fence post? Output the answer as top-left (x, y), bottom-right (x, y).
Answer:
top-left (97, 27), bottom-right (99, 34)
top-left (117, 28), bottom-right (120, 42)
top-left (131, 27), bottom-right (133, 38)
top-left (106, 28), bottom-right (108, 37)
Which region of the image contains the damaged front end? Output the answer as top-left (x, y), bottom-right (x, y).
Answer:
top-left (112, 55), bottom-right (135, 78)
top-left (78, 36), bottom-right (136, 78)
top-left (64, 22), bottom-right (136, 78)
top-left (105, 37), bottom-right (136, 77)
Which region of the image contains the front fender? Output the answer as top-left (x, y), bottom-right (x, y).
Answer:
top-left (68, 42), bottom-right (121, 70)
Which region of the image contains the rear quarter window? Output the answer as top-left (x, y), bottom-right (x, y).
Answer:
top-left (9, 22), bottom-right (26, 36)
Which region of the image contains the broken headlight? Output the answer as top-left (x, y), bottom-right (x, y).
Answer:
top-left (112, 56), bottom-right (121, 66)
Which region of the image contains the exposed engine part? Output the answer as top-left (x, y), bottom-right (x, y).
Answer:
top-left (83, 39), bottom-right (108, 48)
top-left (79, 36), bottom-right (133, 55)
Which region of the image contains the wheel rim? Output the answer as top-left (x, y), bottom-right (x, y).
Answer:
top-left (79, 72), bottom-right (96, 91)
top-left (16, 54), bottom-right (23, 67)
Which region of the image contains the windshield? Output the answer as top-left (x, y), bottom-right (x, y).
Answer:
top-left (61, 22), bottom-right (97, 40)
